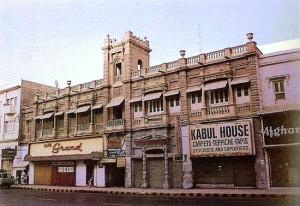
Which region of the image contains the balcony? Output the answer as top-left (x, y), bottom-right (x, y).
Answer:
top-left (205, 104), bottom-right (236, 119)
top-left (106, 119), bottom-right (125, 132)
top-left (3, 105), bottom-right (16, 115)
top-left (114, 75), bottom-right (122, 82)
top-left (75, 124), bottom-right (92, 136)
top-left (236, 103), bottom-right (252, 116)
top-left (145, 113), bottom-right (167, 127)
top-left (42, 129), bottom-right (54, 140)
top-left (189, 110), bottom-right (202, 122)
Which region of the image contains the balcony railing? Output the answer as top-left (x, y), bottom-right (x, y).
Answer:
top-left (131, 70), bottom-right (141, 78)
top-left (146, 65), bottom-right (163, 74)
top-left (3, 105), bottom-right (16, 115)
top-left (231, 45), bottom-right (248, 56)
top-left (236, 103), bottom-right (251, 115)
top-left (114, 75), bottom-right (122, 82)
top-left (167, 61), bottom-right (179, 70)
top-left (43, 129), bottom-right (53, 135)
top-left (206, 105), bottom-right (230, 116)
top-left (107, 119), bottom-right (125, 131)
top-left (206, 49), bottom-right (225, 61)
top-left (77, 124), bottom-right (90, 131)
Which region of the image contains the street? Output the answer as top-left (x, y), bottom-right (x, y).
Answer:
top-left (0, 189), bottom-right (299, 206)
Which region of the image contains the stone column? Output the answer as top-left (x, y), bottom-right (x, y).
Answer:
top-left (163, 147), bottom-right (170, 189)
top-left (182, 156), bottom-right (193, 189)
top-left (141, 148), bottom-right (149, 188)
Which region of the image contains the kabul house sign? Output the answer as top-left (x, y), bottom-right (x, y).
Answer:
top-left (189, 120), bottom-right (254, 157)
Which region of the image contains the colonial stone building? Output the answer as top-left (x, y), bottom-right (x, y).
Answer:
top-left (21, 31), bottom-right (297, 189)
top-left (0, 80), bottom-right (57, 181)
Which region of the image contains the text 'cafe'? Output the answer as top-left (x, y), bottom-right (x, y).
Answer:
top-left (25, 136), bottom-right (104, 187)
top-left (189, 120), bottom-right (256, 188)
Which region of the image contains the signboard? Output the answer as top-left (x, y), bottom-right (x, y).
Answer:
top-left (108, 150), bottom-right (126, 157)
top-left (189, 120), bottom-right (253, 157)
top-left (263, 111), bottom-right (300, 145)
top-left (29, 137), bottom-right (103, 157)
top-left (2, 149), bottom-right (16, 160)
top-left (58, 166), bottom-right (74, 173)
top-left (107, 139), bottom-right (122, 149)
top-left (117, 157), bottom-right (126, 167)
top-left (101, 158), bottom-right (116, 163)
top-left (91, 151), bottom-right (104, 160)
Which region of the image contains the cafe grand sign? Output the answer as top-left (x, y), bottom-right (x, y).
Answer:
top-left (189, 120), bottom-right (254, 157)
top-left (29, 137), bottom-right (103, 157)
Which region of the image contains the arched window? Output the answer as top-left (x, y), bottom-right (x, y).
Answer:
top-left (138, 59), bottom-right (142, 72)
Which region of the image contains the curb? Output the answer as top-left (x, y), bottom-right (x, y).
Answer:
top-left (12, 186), bottom-right (299, 199)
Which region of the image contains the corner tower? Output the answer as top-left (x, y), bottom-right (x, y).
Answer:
top-left (102, 31), bottom-right (152, 86)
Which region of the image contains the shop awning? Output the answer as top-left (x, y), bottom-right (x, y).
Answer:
top-left (75, 105), bottom-right (91, 113)
top-left (231, 77), bottom-right (250, 85)
top-left (143, 92), bottom-right (162, 101)
top-left (66, 109), bottom-right (76, 114)
top-left (204, 80), bottom-right (228, 91)
top-left (164, 90), bottom-right (180, 97)
top-left (34, 115), bottom-right (43, 120)
top-left (129, 97), bottom-right (142, 103)
top-left (54, 111), bottom-right (64, 116)
top-left (24, 154), bottom-right (93, 161)
top-left (186, 85), bottom-right (202, 93)
top-left (106, 97), bottom-right (125, 108)
top-left (91, 104), bottom-right (103, 110)
top-left (42, 112), bottom-right (54, 119)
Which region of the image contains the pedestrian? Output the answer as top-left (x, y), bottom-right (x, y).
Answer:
top-left (21, 170), bottom-right (27, 184)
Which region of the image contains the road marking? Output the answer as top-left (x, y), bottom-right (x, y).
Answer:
top-left (103, 204), bottom-right (130, 206)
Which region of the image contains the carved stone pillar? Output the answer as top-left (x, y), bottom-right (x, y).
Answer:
top-left (141, 147), bottom-right (149, 188)
top-left (163, 147), bottom-right (170, 189)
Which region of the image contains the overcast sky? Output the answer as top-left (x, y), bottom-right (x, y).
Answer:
top-left (0, 0), bottom-right (299, 88)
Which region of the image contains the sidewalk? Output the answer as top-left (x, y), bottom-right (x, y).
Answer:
top-left (11, 184), bottom-right (300, 198)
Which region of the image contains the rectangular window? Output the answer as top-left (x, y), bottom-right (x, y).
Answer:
top-left (244, 86), bottom-right (249, 96)
top-left (215, 91), bottom-right (219, 103)
top-left (237, 87), bottom-right (242, 97)
top-left (176, 96), bottom-right (180, 106)
top-left (220, 91), bottom-right (224, 103)
top-left (197, 92), bottom-right (202, 103)
top-left (210, 92), bottom-right (214, 104)
top-left (170, 98), bottom-right (174, 107)
top-left (139, 102), bottom-right (142, 112)
top-left (149, 102), bottom-right (152, 112)
top-left (192, 95), bottom-right (196, 104)
top-left (148, 99), bottom-right (163, 114)
top-left (273, 80), bottom-right (285, 100)
top-left (225, 90), bottom-right (228, 102)
top-left (4, 121), bottom-right (15, 133)
top-left (134, 105), bottom-right (138, 113)
top-left (26, 120), bottom-right (31, 133)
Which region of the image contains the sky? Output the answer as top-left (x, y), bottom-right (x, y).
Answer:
top-left (0, 0), bottom-right (299, 88)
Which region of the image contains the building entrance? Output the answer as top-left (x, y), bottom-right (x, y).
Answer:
top-left (105, 163), bottom-right (125, 187)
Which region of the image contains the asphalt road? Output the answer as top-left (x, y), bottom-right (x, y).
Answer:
top-left (0, 189), bottom-right (299, 206)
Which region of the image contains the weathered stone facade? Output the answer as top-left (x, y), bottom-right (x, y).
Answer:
top-left (20, 31), bottom-right (286, 189)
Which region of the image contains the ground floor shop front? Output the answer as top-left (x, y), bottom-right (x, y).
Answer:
top-left (26, 136), bottom-right (105, 187)
top-left (30, 160), bottom-right (102, 186)
top-left (267, 146), bottom-right (300, 187)
top-left (192, 156), bottom-right (256, 188)
top-left (262, 111), bottom-right (300, 187)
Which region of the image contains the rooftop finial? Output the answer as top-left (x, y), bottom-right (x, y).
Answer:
top-left (247, 33), bottom-right (253, 42)
top-left (67, 80), bottom-right (71, 87)
top-left (107, 34), bottom-right (110, 38)
top-left (180, 50), bottom-right (186, 58)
